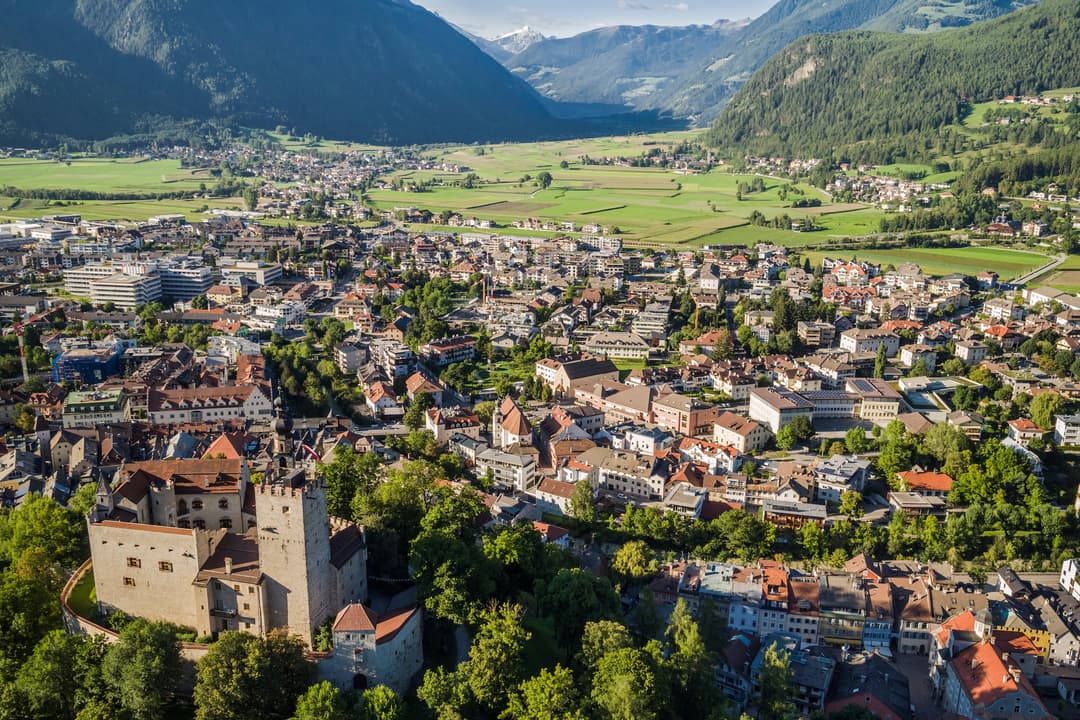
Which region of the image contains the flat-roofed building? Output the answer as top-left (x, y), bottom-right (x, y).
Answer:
top-left (797, 321), bottom-right (836, 348)
top-left (62, 388), bottom-right (130, 428)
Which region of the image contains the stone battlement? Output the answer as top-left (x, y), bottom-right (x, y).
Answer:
top-left (255, 481), bottom-right (319, 498)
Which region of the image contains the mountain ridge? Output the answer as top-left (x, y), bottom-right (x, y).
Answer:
top-left (0, 0), bottom-right (562, 146)
top-left (487, 0), bottom-right (1042, 124)
top-left (703, 0), bottom-right (1080, 160)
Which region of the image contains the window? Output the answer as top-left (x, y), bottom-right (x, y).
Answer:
top-left (220, 519), bottom-right (233, 530)
top-left (127, 557), bottom-right (141, 568)
top-left (282, 506), bottom-right (290, 514)
top-left (243, 603), bottom-right (250, 611)
top-left (233, 584), bottom-right (241, 592)
top-left (193, 519), bottom-right (206, 530)
top-left (248, 587), bottom-right (255, 594)
top-left (159, 561), bottom-right (173, 572)
top-left (123, 577), bottom-right (136, 587)
top-left (192, 500), bottom-right (204, 511)
top-left (219, 498), bottom-right (229, 510)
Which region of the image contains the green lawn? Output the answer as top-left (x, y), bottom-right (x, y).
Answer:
top-left (796, 245), bottom-right (1051, 280)
top-left (522, 616), bottom-right (563, 675)
top-left (67, 570), bottom-right (97, 619)
top-left (1039, 255), bottom-right (1080, 293)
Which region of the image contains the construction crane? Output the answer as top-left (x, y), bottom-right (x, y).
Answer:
top-left (3, 306), bottom-right (61, 384)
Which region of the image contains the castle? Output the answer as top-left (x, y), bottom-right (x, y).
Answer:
top-left (84, 401), bottom-right (423, 692)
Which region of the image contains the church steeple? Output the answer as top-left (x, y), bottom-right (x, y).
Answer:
top-left (272, 395), bottom-right (294, 472)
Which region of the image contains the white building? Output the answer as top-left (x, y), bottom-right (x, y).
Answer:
top-left (254, 301), bottom-right (307, 328)
top-left (748, 387), bottom-right (813, 434)
top-left (475, 448), bottom-right (537, 492)
top-left (1054, 415), bottom-right (1080, 446)
top-left (839, 329), bottom-right (899, 356)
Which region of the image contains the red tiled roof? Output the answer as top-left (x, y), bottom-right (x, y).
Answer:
top-left (202, 432), bottom-right (250, 460)
top-left (951, 640), bottom-right (1045, 712)
top-left (897, 470), bottom-right (953, 493)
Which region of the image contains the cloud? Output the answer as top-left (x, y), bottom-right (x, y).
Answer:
top-left (663, 2), bottom-right (690, 10)
top-left (616, 0), bottom-right (652, 9)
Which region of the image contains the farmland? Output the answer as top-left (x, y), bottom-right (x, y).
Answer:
top-left (0, 157), bottom-right (216, 193)
top-left (1039, 255), bottom-right (1080, 293)
top-left (795, 246), bottom-right (1052, 281)
top-left (370, 134), bottom-right (887, 248)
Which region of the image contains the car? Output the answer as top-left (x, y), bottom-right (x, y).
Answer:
top-left (616, 493), bottom-right (627, 500)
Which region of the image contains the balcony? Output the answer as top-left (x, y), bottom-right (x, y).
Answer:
top-left (209, 607), bottom-right (237, 618)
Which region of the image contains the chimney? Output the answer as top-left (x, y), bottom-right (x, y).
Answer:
top-left (224, 557), bottom-right (233, 575)
top-left (1009, 667), bottom-right (1022, 683)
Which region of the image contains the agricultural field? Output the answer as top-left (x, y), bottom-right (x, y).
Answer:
top-left (795, 246), bottom-right (1052, 281)
top-left (0, 196), bottom-right (247, 222)
top-left (371, 136), bottom-right (886, 248)
top-left (0, 157), bottom-right (216, 193)
top-left (1039, 255), bottom-right (1080, 294)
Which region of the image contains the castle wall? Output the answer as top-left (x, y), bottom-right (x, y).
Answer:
top-left (88, 520), bottom-right (211, 632)
top-left (319, 610), bottom-right (423, 695)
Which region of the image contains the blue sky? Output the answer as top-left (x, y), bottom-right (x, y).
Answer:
top-left (413, 0), bottom-right (774, 39)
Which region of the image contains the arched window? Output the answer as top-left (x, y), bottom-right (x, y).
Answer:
top-left (192, 519), bottom-right (206, 530)
top-left (218, 498), bottom-right (229, 510)
top-left (192, 499), bottom-right (204, 511)
top-left (177, 499), bottom-right (188, 516)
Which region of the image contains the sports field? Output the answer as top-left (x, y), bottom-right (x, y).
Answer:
top-left (0, 157), bottom-right (215, 193)
top-left (797, 246), bottom-right (1051, 280)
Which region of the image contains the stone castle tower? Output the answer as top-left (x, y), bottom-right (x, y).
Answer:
top-left (256, 480), bottom-right (337, 646)
top-left (255, 395), bottom-right (336, 645)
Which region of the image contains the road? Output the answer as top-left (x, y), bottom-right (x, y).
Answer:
top-left (1013, 253), bottom-right (1066, 286)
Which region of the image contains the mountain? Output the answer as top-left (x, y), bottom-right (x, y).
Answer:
top-left (504, 21), bottom-right (747, 110)
top-left (0, 0), bottom-right (559, 146)
top-left (861, 0), bottom-right (1040, 31)
top-left (704, 0), bottom-right (1080, 158)
top-left (495, 27), bottom-right (547, 56)
top-left (489, 0), bottom-right (1041, 125)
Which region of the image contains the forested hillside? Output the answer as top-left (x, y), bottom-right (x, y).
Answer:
top-left (485, 0), bottom-right (1040, 125)
top-left (704, 0), bottom-right (1080, 159)
top-left (0, 0), bottom-right (559, 146)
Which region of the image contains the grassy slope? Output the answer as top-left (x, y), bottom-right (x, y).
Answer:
top-left (796, 246), bottom-right (1051, 280)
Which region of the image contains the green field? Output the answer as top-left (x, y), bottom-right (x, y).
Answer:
top-left (796, 246), bottom-right (1051, 280)
top-left (371, 137), bottom-right (885, 248)
top-left (0, 196), bottom-right (248, 222)
top-left (0, 157), bottom-right (216, 193)
top-left (1040, 255), bottom-right (1080, 294)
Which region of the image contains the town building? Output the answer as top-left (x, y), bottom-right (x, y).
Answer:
top-left (748, 387), bottom-right (813, 434)
top-left (62, 389), bottom-right (130, 428)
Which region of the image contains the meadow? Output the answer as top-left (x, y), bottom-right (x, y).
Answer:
top-left (795, 246), bottom-right (1051, 280)
top-left (1039, 255), bottom-right (1080, 293)
top-left (0, 196), bottom-right (247, 222)
top-left (0, 157), bottom-right (215, 193)
top-left (370, 134), bottom-right (887, 248)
